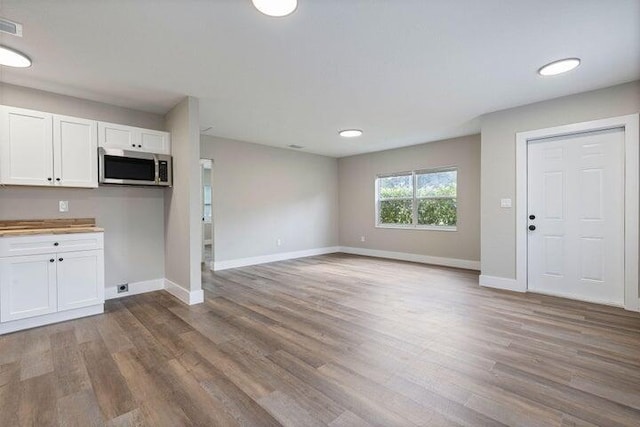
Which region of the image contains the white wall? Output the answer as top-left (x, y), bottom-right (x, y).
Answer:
top-left (164, 97), bottom-right (202, 293)
top-left (200, 136), bottom-right (339, 265)
top-left (0, 83), bottom-right (166, 288)
top-left (338, 134), bottom-right (481, 265)
top-left (480, 80), bottom-right (640, 281)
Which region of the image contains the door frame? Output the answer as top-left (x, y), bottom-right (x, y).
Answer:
top-left (515, 114), bottom-right (639, 311)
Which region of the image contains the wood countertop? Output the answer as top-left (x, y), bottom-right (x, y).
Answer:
top-left (0, 218), bottom-right (104, 237)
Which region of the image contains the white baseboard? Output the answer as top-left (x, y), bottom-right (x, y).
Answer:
top-left (0, 304), bottom-right (103, 335)
top-left (213, 246), bottom-right (341, 271)
top-left (479, 275), bottom-right (526, 292)
top-left (164, 279), bottom-right (204, 305)
top-left (340, 246), bottom-right (480, 270)
top-left (105, 278), bottom-right (165, 300)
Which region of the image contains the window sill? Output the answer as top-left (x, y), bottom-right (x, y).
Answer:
top-left (375, 224), bottom-right (457, 232)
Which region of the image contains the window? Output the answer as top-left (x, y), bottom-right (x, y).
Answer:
top-left (203, 185), bottom-right (212, 222)
top-left (376, 168), bottom-right (457, 230)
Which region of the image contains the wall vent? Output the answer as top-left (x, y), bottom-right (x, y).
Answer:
top-left (0, 18), bottom-right (23, 37)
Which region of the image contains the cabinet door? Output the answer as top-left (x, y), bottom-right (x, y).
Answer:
top-left (53, 115), bottom-right (98, 188)
top-left (140, 129), bottom-right (170, 154)
top-left (0, 106), bottom-right (54, 186)
top-left (57, 250), bottom-right (104, 312)
top-left (0, 254), bottom-right (57, 322)
top-left (98, 122), bottom-right (139, 150)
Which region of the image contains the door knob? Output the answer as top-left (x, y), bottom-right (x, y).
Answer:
top-left (529, 214), bottom-right (536, 220)
top-left (529, 225), bottom-right (536, 231)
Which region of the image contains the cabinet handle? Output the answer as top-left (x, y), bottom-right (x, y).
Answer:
top-left (131, 144), bottom-right (136, 147)
top-left (49, 259), bottom-right (55, 263)
top-left (55, 178), bottom-right (61, 182)
top-left (47, 177), bottom-right (52, 181)
top-left (54, 242), bottom-right (59, 246)
top-left (137, 144), bottom-right (142, 148)
top-left (58, 258), bottom-right (64, 262)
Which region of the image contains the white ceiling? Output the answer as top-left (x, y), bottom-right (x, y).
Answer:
top-left (1, 0), bottom-right (638, 157)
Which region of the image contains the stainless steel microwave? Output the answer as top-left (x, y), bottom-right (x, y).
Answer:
top-left (98, 148), bottom-right (172, 187)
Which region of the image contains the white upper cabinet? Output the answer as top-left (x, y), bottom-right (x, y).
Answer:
top-left (98, 122), bottom-right (136, 150)
top-left (54, 115), bottom-right (98, 188)
top-left (0, 106), bottom-right (98, 188)
top-left (0, 106), bottom-right (54, 186)
top-left (140, 128), bottom-right (170, 154)
top-left (99, 121), bottom-right (170, 154)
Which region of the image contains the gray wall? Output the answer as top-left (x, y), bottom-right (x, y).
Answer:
top-left (0, 83), bottom-right (166, 288)
top-left (200, 136), bottom-right (339, 263)
top-left (164, 97), bottom-right (202, 291)
top-left (481, 80), bottom-right (640, 279)
top-left (338, 134), bottom-right (481, 262)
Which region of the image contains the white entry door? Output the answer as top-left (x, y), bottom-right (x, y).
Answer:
top-left (527, 127), bottom-right (625, 305)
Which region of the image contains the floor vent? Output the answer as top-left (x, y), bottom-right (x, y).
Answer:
top-left (0, 18), bottom-right (23, 37)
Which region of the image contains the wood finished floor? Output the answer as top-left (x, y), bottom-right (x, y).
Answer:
top-left (1, 253), bottom-right (640, 426)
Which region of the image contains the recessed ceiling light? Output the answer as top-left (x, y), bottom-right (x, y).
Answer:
top-left (339, 129), bottom-right (363, 138)
top-left (538, 58), bottom-right (580, 76)
top-left (252, 0), bottom-right (297, 17)
top-left (0, 45), bottom-right (31, 68)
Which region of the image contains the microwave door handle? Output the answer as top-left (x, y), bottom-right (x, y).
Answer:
top-left (154, 155), bottom-right (160, 184)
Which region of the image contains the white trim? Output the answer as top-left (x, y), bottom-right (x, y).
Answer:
top-left (105, 278), bottom-right (164, 300)
top-left (0, 304), bottom-right (103, 335)
top-left (164, 279), bottom-right (204, 305)
top-left (515, 114), bottom-right (639, 311)
top-left (213, 246), bottom-right (341, 271)
top-left (340, 246), bottom-right (480, 270)
top-left (479, 275), bottom-right (526, 293)
top-left (375, 225), bottom-right (457, 232)
top-left (203, 239), bottom-right (212, 245)
top-left (529, 288), bottom-right (623, 308)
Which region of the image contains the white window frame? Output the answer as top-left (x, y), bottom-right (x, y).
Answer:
top-left (375, 167), bottom-right (458, 231)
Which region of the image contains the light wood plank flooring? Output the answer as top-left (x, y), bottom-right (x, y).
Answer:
top-left (1, 253), bottom-right (640, 426)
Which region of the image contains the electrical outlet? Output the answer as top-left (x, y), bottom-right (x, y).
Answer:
top-left (117, 284), bottom-right (129, 293)
top-left (276, 238), bottom-right (282, 246)
top-left (59, 200), bottom-right (69, 212)
top-left (360, 236), bottom-right (366, 242)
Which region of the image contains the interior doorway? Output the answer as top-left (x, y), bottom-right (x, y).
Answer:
top-left (200, 159), bottom-right (214, 270)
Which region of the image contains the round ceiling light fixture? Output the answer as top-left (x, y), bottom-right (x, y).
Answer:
top-left (0, 45), bottom-right (31, 68)
top-left (339, 129), bottom-right (363, 138)
top-left (538, 58), bottom-right (580, 76)
top-left (252, 0), bottom-right (297, 17)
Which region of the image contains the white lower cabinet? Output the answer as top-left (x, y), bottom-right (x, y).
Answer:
top-left (57, 249), bottom-right (104, 312)
top-left (0, 254), bottom-right (57, 322)
top-left (0, 233), bottom-right (104, 334)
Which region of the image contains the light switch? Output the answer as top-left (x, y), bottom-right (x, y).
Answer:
top-left (500, 198), bottom-right (512, 208)
top-left (59, 200), bottom-right (69, 212)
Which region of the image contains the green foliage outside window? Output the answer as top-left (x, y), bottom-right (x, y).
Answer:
top-left (377, 170), bottom-right (457, 227)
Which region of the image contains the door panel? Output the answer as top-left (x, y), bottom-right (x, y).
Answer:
top-left (57, 250), bottom-right (104, 312)
top-left (54, 115), bottom-right (98, 188)
top-left (527, 128), bottom-right (624, 305)
top-left (0, 254), bottom-right (57, 322)
top-left (0, 106), bottom-right (53, 186)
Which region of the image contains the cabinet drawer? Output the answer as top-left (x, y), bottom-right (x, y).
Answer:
top-left (0, 233), bottom-right (104, 257)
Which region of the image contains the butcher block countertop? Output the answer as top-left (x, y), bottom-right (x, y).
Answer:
top-left (0, 218), bottom-right (104, 237)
